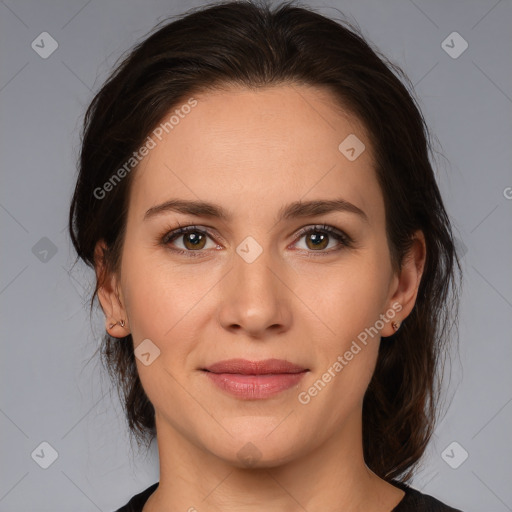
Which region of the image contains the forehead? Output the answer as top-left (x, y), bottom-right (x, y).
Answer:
top-left (128, 84), bottom-right (383, 226)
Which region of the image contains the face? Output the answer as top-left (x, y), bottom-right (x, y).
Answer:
top-left (97, 84), bottom-right (422, 468)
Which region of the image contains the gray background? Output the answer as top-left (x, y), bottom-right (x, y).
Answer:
top-left (1, 0), bottom-right (511, 510)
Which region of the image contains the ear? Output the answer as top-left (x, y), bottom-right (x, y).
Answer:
top-left (94, 239), bottom-right (129, 338)
top-left (382, 230), bottom-right (426, 337)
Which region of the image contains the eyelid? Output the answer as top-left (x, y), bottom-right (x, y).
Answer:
top-left (291, 224), bottom-right (353, 246)
top-left (161, 225), bottom-right (221, 248)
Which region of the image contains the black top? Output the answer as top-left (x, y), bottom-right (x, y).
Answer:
top-left (113, 479), bottom-right (464, 511)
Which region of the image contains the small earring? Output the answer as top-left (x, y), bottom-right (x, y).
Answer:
top-left (108, 319), bottom-right (125, 329)
top-left (391, 320), bottom-right (400, 331)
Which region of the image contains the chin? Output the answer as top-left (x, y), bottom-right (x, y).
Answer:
top-left (207, 419), bottom-right (306, 468)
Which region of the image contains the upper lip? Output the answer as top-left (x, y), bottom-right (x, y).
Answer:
top-left (203, 358), bottom-right (308, 375)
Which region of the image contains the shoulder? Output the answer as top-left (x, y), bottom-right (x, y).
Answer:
top-left (391, 480), bottom-right (464, 512)
top-left (113, 482), bottom-right (159, 512)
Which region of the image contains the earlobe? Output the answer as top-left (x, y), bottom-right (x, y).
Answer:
top-left (106, 318), bottom-right (128, 338)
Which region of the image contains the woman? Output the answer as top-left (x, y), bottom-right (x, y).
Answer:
top-left (68, 1), bottom-right (464, 510)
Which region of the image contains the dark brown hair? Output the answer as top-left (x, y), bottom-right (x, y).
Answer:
top-left (68, 0), bottom-right (462, 483)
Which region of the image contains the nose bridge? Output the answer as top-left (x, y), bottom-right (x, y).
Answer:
top-left (217, 234), bottom-right (291, 334)
top-left (232, 234), bottom-right (282, 302)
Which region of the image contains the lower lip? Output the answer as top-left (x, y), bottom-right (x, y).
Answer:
top-left (204, 371), bottom-right (307, 399)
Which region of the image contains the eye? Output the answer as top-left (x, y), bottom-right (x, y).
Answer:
top-left (160, 223), bottom-right (352, 257)
top-left (292, 224), bottom-right (352, 255)
top-left (161, 225), bottom-right (219, 256)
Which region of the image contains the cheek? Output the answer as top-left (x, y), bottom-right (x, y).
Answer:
top-left (123, 255), bottom-right (203, 412)
top-left (121, 249), bottom-right (215, 397)
top-left (294, 257), bottom-right (390, 409)
top-left (121, 246), bottom-right (203, 337)
top-left (297, 272), bottom-right (387, 428)
top-left (296, 258), bottom-right (389, 340)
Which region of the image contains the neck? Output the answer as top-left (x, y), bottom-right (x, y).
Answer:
top-left (142, 409), bottom-right (405, 512)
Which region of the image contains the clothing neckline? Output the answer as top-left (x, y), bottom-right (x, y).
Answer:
top-left (390, 480), bottom-right (412, 510)
top-left (125, 480), bottom-right (413, 511)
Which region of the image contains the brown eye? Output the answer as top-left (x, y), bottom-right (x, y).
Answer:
top-left (294, 225), bottom-right (352, 254)
top-left (181, 231), bottom-right (207, 250)
top-left (304, 231), bottom-right (329, 250)
top-left (161, 224), bottom-right (351, 257)
top-left (162, 226), bottom-right (216, 254)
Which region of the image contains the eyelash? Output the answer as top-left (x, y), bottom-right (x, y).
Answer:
top-left (159, 223), bottom-right (353, 258)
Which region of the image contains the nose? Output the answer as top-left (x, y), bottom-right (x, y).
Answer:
top-left (216, 244), bottom-right (292, 339)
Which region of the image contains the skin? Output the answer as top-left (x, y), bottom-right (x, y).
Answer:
top-left (95, 84), bottom-right (426, 512)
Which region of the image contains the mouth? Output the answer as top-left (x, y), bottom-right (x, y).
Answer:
top-left (202, 358), bottom-right (308, 374)
top-left (201, 359), bottom-right (309, 399)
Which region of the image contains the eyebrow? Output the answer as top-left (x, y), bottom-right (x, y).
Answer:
top-left (143, 198), bottom-right (369, 224)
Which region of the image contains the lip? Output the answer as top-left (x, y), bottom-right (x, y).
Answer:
top-left (202, 358), bottom-right (309, 399)
top-left (203, 358), bottom-right (307, 375)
